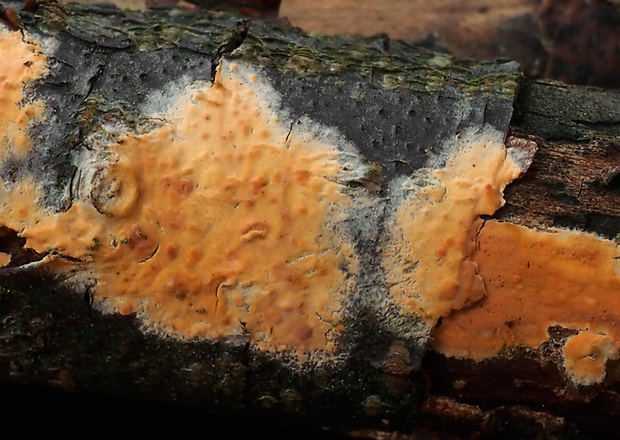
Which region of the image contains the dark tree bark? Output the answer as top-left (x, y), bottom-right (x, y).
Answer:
top-left (1, 2), bottom-right (619, 439)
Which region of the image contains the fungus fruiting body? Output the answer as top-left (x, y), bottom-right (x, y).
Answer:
top-left (383, 127), bottom-right (620, 385)
top-left (3, 29), bottom-right (620, 377)
top-left (0, 28), bottom-right (47, 157)
top-left (0, 29), bottom-right (361, 358)
top-left (382, 130), bottom-right (525, 323)
top-left (432, 220), bottom-right (620, 385)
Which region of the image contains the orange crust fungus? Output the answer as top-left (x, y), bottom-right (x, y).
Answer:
top-left (382, 129), bottom-right (525, 324)
top-left (432, 220), bottom-right (620, 385)
top-left (0, 27), bottom-right (48, 158)
top-left (5, 27), bottom-right (620, 382)
top-left (381, 127), bottom-right (620, 385)
top-left (563, 330), bottom-right (618, 386)
top-left (0, 58), bottom-right (361, 358)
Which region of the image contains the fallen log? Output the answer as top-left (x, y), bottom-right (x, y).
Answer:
top-left (1, 1), bottom-right (619, 438)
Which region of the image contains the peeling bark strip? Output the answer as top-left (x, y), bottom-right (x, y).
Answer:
top-left (2, 1), bottom-right (620, 437)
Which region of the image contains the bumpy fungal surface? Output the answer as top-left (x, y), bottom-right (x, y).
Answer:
top-left (382, 129), bottom-right (524, 323)
top-left (4, 24), bottom-right (620, 383)
top-left (0, 28), bottom-right (48, 157)
top-left (381, 127), bottom-right (620, 385)
top-left (0, 32), bottom-right (361, 357)
top-left (432, 220), bottom-right (620, 385)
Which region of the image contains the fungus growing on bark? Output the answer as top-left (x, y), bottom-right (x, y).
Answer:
top-left (0, 35), bottom-right (362, 358)
top-left (382, 129), bottom-right (525, 323)
top-left (0, 27), bottom-right (47, 157)
top-left (432, 220), bottom-right (620, 385)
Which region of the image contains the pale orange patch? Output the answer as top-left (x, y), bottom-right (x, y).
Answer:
top-left (0, 62), bottom-right (359, 357)
top-left (432, 220), bottom-right (620, 384)
top-left (0, 28), bottom-right (48, 157)
top-left (382, 133), bottom-right (522, 323)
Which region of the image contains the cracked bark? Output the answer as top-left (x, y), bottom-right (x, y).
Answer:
top-left (1, 2), bottom-right (620, 439)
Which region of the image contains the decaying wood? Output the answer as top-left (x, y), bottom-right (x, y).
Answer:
top-left (1, 1), bottom-right (620, 438)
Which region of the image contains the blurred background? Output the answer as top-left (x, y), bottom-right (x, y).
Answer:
top-left (70, 0), bottom-right (620, 89)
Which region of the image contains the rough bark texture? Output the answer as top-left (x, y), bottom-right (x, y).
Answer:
top-left (0, 2), bottom-right (619, 439)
